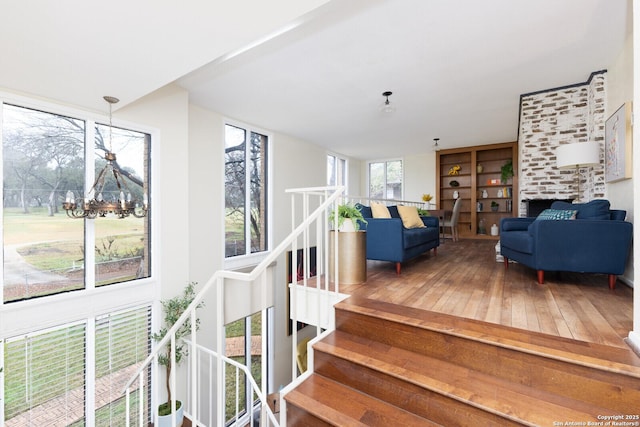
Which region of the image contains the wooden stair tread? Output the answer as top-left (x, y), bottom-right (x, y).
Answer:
top-left (335, 296), bottom-right (640, 377)
top-left (314, 330), bottom-right (612, 425)
top-left (285, 373), bottom-right (439, 427)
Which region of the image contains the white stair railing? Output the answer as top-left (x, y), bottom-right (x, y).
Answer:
top-left (122, 186), bottom-right (345, 427)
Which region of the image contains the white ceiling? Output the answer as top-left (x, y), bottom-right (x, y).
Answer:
top-left (1, 0), bottom-right (630, 160)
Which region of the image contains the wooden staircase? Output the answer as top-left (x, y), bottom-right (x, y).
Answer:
top-left (284, 296), bottom-right (640, 426)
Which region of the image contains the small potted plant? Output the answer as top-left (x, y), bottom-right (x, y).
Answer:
top-left (151, 282), bottom-right (204, 427)
top-left (491, 201), bottom-right (500, 212)
top-left (501, 159), bottom-right (514, 184)
top-left (329, 202), bottom-right (367, 232)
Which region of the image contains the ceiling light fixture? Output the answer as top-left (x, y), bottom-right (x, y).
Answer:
top-left (62, 96), bottom-right (149, 219)
top-left (433, 138), bottom-right (440, 151)
top-left (380, 91), bottom-right (396, 113)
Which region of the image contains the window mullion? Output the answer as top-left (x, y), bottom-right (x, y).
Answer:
top-left (245, 135), bottom-right (252, 255)
top-left (85, 121), bottom-right (96, 290)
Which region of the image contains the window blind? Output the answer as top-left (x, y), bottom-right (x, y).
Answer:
top-left (95, 305), bottom-right (151, 427)
top-left (4, 321), bottom-right (86, 426)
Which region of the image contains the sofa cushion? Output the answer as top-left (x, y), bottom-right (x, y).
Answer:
top-left (535, 208), bottom-right (577, 221)
top-left (610, 210), bottom-right (627, 221)
top-left (501, 230), bottom-right (534, 255)
top-left (388, 205), bottom-right (400, 218)
top-left (403, 227), bottom-right (437, 249)
top-left (551, 199), bottom-right (611, 220)
top-left (397, 205), bottom-right (426, 229)
top-left (356, 203), bottom-right (372, 219)
top-left (371, 202), bottom-right (391, 218)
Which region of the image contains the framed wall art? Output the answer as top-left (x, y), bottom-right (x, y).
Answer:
top-left (605, 102), bottom-right (633, 183)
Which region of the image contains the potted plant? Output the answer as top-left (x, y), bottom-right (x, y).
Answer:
top-left (328, 203), bottom-right (368, 284)
top-left (151, 282), bottom-right (204, 427)
top-left (501, 159), bottom-right (514, 183)
top-left (491, 201), bottom-right (499, 212)
top-left (329, 202), bottom-right (367, 232)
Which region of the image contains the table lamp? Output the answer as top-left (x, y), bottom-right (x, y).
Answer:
top-left (556, 141), bottom-right (600, 202)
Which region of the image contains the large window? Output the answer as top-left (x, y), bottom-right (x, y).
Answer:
top-left (327, 154), bottom-right (347, 188)
top-left (1, 97), bottom-right (154, 426)
top-left (224, 311), bottom-right (268, 424)
top-left (224, 123), bottom-right (268, 259)
top-left (3, 306), bottom-right (151, 426)
top-left (2, 103), bottom-right (151, 303)
top-left (368, 159), bottom-right (402, 199)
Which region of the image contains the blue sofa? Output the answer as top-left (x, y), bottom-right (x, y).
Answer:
top-left (356, 204), bottom-right (440, 274)
top-left (500, 200), bottom-right (632, 289)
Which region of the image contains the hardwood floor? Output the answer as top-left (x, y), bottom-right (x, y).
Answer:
top-left (341, 239), bottom-right (634, 349)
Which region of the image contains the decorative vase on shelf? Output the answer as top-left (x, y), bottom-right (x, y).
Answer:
top-left (453, 190), bottom-right (459, 199)
top-left (482, 190), bottom-right (488, 198)
top-left (497, 189), bottom-right (503, 198)
top-left (478, 218), bottom-right (486, 235)
top-left (477, 164), bottom-right (484, 173)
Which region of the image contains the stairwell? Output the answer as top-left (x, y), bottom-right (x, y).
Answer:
top-left (285, 296), bottom-right (640, 426)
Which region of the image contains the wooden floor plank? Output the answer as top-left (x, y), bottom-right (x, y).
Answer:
top-left (342, 239), bottom-right (634, 349)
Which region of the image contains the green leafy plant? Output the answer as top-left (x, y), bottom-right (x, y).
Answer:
top-left (501, 159), bottom-right (514, 183)
top-left (151, 282), bottom-right (204, 415)
top-left (491, 201), bottom-right (499, 208)
top-left (328, 203), bottom-right (367, 231)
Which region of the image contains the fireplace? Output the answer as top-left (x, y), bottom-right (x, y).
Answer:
top-left (524, 199), bottom-right (573, 217)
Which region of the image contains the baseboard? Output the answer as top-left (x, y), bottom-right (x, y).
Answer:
top-left (625, 331), bottom-right (640, 358)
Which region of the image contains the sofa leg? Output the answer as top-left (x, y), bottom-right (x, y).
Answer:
top-left (503, 257), bottom-right (509, 270)
top-left (433, 247), bottom-right (437, 256)
top-left (608, 274), bottom-right (617, 290)
top-left (537, 270), bottom-right (544, 284)
top-left (395, 262), bottom-right (401, 275)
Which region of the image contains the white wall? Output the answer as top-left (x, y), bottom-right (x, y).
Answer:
top-left (119, 85), bottom-right (192, 301)
top-left (629, 0), bottom-right (639, 353)
top-left (606, 9), bottom-right (635, 286)
top-left (404, 152), bottom-right (438, 203)
top-left (270, 132), bottom-right (328, 388)
top-left (182, 101), bottom-right (331, 388)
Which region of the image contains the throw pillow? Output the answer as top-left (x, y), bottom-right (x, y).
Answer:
top-left (535, 208), bottom-right (578, 221)
top-left (371, 202), bottom-right (391, 218)
top-left (551, 199), bottom-right (610, 220)
top-left (397, 205), bottom-right (426, 228)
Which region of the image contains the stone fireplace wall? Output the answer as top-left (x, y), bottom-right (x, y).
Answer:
top-left (518, 71), bottom-right (606, 216)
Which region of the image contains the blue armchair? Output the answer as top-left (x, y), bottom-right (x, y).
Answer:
top-left (356, 204), bottom-right (440, 274)
top-left (500, 200), bottom-right (632, 289)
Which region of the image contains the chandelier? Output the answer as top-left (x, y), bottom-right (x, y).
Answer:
top-left (62, 96), bottom-right (149, 219)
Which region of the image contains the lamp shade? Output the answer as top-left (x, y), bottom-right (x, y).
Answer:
top-left (556, 141), bottom-right (600, 169)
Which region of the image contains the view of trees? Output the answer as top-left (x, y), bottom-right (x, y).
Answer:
top-left (224, 124), bottom-right (268, 258)
top-left (3, 105), bottom-right (147, 217)
top-left (2, 103), bottom-right (150, 302)
top-left (369, 159), bottom-right (402, 199)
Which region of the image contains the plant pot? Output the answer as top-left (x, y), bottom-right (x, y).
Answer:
top-left (329, 231), bottom-right (367, 284)
top-left (157, 401), bottom-right (184, 427)
top-left (338, 219), bottom-right (357, 232)
top-left (491, 206), bottom-right (499, 212)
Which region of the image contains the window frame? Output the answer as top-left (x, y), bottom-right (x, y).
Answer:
top-left (367, 158), bottom-right (404, 200)
top-left (223, 119), bottom-right (273, 271)
top-left (0, 92), bottom-right (159, 425)
top-left (327, 153), bottom-right (348, 190)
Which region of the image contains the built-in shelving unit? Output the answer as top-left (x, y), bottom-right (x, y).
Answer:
top-left (436, 142), bottom-right (518, 239)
